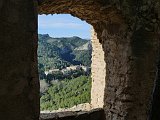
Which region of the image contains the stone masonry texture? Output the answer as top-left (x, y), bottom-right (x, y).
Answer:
top-left (0, 0), bottom-right (160, 120)
top-left (40, 108), bottom-right (105, 120)
top-left (91, 28), bottom-right (106, 109)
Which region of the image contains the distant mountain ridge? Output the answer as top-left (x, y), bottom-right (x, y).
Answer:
top-left (38, 34), bottom-right (92, 71)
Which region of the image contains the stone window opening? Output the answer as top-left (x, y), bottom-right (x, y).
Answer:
top-left (37, 1), bottom-right (107, 119)
top-left (38, 14), bottom-right (99, 113)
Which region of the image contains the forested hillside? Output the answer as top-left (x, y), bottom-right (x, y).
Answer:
top-left (38, 34), bottom-right (92, 111)
top-left (40, 76), bottom-right (91, 111)
top-left (38, 34), bottom-right (92, 71)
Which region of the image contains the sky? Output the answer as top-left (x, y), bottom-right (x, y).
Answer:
top-left (38, 14), bottom-right (91, 39)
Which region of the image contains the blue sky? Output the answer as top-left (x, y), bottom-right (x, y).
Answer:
top-left (38, 14), bottom-right (91, 39)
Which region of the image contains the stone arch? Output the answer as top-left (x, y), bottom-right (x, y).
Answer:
top-left (38, 1), bottom-right (160, 120)
top-left (38, 0), bottom-right (124, 43)
top-left (38, 0), bottom-right (124, 110)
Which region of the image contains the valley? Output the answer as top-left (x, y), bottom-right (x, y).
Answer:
top-left (38, 34), bottom-right (92, 111)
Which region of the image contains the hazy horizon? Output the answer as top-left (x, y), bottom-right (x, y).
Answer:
top-left (38, 14), bottom-right (91, 39)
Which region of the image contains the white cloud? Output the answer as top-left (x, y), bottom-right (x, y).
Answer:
top-left (38, 17), bottom-right (84, 29)
top-left (39, 22), bottom-right (83, 29)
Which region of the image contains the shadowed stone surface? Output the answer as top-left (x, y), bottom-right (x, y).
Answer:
top-left (0, 0), bottom-right (39, 120)
top-left (40, 108), bottom-right (105, 120)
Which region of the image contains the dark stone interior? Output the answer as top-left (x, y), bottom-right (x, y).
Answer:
top-left (0, 0), bottom-right (160, 120)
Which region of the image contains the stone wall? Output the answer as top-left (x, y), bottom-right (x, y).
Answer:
top-left (0, 0), bottom-right (39, 120)
top-left (101, 21), bottom-right (155, 120)
top-left (94, 1), bottom-right (160, 119)
top-left (91, 28), bottom-right (106, 108)
top-left (40, 108), bottom-right (105, 120)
